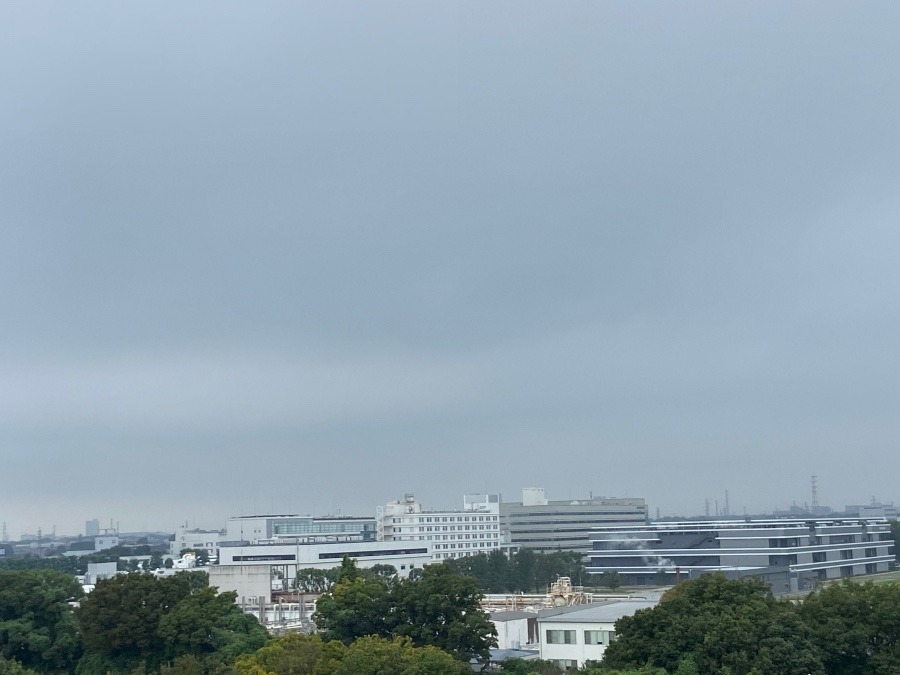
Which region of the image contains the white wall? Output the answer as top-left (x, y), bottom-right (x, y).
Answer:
top-left (493, 617), bottom-right (532, 650)
top-left (538, 620), bottom-right (614, 668)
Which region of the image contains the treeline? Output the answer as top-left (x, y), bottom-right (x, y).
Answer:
top-left (443, 548), bottom-right (589, 593)
top-left (0, 559), bottom-right (501, 674)
top-left (0, 568), bottom-right (267, 674)
top-left (600, 573), bottom-right (900, 675)
top-left (0, 546), bottom-right (167, 575)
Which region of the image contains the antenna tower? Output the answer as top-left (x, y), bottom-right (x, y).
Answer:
top-left (811, 475), bottom-right (819, 509)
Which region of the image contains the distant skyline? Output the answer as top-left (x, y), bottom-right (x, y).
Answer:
top-left (3, 480), bottom-right (888, 541)
top-left (3, 2), bottom-right (900, 539)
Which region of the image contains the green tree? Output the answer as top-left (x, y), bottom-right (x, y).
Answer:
top-left (602, 574), bottom-right (823, 675)
top-left (76, 573), bottom-right (195, 671)
top-left (157, 586), bottom-right (268, 666)
top-left (294, 569), bottom-right (336, 594)
top-left (0, 656), bottom-right (39, 675)
top-left (498, 657), bottom-right (565, 674)
top-left (594, 571), bottom-right (622, 591)
top-left (390, 564), bottom-right (497, 664)
top-left (231, 633), bottom-right (325, 675)
top-left (323, 636), bottom-right (470, 675)
top-left (312, 576), bottom-right (392, 645)
top-left (0, 569), bottom-right (84, 672)
top-left (800, 580), bottom-right (900, 675)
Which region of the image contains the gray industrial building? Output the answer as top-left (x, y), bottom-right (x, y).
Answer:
top-left (587, 518), bottom-right (895, 593)
top-left (500, 488), bottom-right (649, 554)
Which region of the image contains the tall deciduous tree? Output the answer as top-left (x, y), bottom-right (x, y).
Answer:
top-left (0, 569), bottom-right (83, 672)
top-left (312, 576), bottom-right (392, 645)
top-left (313, 559), bottom-right (496, 665)
top-left (157, 586), bottom-right (268, 665)
top-left (602, 574), bottom-right (823, 675)
top-left (390, 564), bottom-right (496, 664)
top-left (800, 580), bottom-right (900, 675)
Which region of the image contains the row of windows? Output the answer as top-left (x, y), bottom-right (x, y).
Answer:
top-left (318, 548), bottom-right (428, 559)
top-left (394, 534), bottom-right (499, 542)
top-left (393, 524), bottom-right (498, 533)
top-left (545, 629), bottom-right (615, 645)
top-left (274, 522), bottom-right (372, 535)
top-left (433, 542), bottom-right (499, 550)
top-left (391, 516), bottom-right (498, 524)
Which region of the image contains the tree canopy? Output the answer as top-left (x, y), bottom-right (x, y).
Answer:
top-left (602, 574), bottom-right (824, 675)
top-left (232, 634), bottom-right (470, 675)
top-left (76, 571), bottom-right (265, 673)
top-left (313, 558), bottom-right (496, 665)
top-left (0, 569), bottom-right (84, 672)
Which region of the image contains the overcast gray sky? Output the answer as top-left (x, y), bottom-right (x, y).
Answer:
top-left (2, 2), bottom-right (899, 538)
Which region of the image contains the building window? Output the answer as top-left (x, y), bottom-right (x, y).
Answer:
top-left (841, 550), bottom-right (854, 560)
top-left (866, 563), bottom-right (877, 574)
top-left (584, 630), bottom-right (613, 645)
top-left (865, 548), bottom-right (877, 557)
top-left (812, 552), bottom-right (826, 563)
top-left (546, 630), bottom-right (576, 644)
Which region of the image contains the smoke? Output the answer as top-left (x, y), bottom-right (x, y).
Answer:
top-left (597, 534), bottom-right (674, 569)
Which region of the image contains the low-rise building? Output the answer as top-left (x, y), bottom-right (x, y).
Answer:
top-left (537, 600), bottom-right (658, 669)
top-left (489, 610), bottom-right (538, 650)
top-left (212, 539), bottom-right (432, 601)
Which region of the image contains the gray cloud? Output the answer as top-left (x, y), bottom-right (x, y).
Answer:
top-left (2, 2), bottom-right (899, 536)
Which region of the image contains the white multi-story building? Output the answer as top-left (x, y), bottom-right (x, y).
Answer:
top-left (377, 494), bottom-right (502, 561)
top-left (500, 488), bottom-right (649, 554)
top-left (170, 525), bottom-right (226, 558)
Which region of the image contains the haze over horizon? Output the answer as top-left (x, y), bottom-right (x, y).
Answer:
top-left (3, 2), bottom-right (899, 540)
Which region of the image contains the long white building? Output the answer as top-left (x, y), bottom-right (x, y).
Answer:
top-left (588, 518), bottom-right (895, 591)
top-left (377, 494), bottom-right (502, 561)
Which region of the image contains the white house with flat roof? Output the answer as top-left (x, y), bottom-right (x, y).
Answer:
top-left (537, 600), bottom-right (658, 670)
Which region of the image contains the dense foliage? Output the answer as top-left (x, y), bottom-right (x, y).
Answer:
top-left (9, 558), bottom-right (900, 675)
top-left (602, 574), bottom-right (900, 675)
top-left (444, 548), bottom-right (587, 593)
top-left (76, 572), bottom-right (267, 674)
top-left (0, 570), bottom-right (83, 672)
top-left (0, 547), bottom-right (165, 576)
top-left (232, 633), bottom-right (471, 675)
top-left (313, 558), bottom-right (497, 664)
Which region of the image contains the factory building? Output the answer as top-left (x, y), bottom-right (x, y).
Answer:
top-left (500, 488), bottom-right (649, 554)
top-left (587, 518), bottom-right (895, 592)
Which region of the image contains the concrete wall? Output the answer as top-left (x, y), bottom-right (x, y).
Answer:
top-left (209, 565), bottom-right (273, 603)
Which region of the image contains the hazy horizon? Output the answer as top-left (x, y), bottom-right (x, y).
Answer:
top-left (3, 2), bottom-right (900, 540)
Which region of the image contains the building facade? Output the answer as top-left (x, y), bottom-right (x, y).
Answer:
top-left (588, 518), bottom-right (895, 591)
top-left (500, 488), bottom-right (649, 554)
top-left (224, 514), bottom-right (376, 545)
top-left (537, 600), bottom-right (658, 670)
top-left (377, 494), bottom-right (501, 561)
top-left (170, 525), bottom-right (226, 558)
